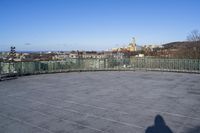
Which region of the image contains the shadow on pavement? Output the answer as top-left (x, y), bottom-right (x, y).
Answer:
top-left (145, 114), bottom-right (173, 133)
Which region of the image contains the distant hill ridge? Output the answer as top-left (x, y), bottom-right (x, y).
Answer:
top-left (163, 41), bottom-right (200, 49)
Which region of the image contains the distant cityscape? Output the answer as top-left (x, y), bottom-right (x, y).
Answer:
top-left (1, 37), bottom-right (200, 62)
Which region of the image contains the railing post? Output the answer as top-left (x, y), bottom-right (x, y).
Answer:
top-left (99, 59), bottom-right (100, 70)
top-left (0, 62), bottom-right (2, 79)
top-left (199, 60), bottom-right (200, 73)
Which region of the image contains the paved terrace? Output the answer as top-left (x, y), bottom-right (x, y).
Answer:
top-left (0, 71), bottom-right (200, 133)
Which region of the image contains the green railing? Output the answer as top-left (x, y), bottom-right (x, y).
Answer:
top-left (131, 58), bottom-right (200, 72)
top-left (1, 58), bottom-right (200, 79)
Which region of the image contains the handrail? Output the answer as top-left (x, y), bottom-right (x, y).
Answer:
top-left (0, 58), bottom-right (200, 80)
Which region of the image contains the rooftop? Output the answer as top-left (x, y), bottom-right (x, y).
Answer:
top-left (0, 71), bottom-right (200, 133)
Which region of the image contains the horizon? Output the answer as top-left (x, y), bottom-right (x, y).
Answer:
top-left (1, 0), bottom-right (200, 51)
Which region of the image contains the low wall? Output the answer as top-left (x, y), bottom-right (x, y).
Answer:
top-left (1, 58), bottom-right (200, 79)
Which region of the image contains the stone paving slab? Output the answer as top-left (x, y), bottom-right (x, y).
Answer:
top-left (0, 71), bottom-right (200, 133)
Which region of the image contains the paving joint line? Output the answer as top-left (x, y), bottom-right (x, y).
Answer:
top-left (12, 96), bottom-right (144, 129)
top-left (1, 101), bottom-right (108, 133)
top-left (0, 112), bottom-right (54, 133)
top-left (8, 92), bottom-right (200, 122)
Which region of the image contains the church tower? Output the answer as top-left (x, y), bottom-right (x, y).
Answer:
top-left (132, 37), bottom-right (136, 46)
top-left (130, 37), bottom-right (136, 51)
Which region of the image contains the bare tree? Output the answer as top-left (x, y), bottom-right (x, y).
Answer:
top-left (187, 30), bottom-right (200, 41)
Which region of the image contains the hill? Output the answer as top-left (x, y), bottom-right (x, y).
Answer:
top-left (163, 41), bottom-right (200, 49)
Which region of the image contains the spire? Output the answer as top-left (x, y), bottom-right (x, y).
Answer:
top-left (132, 37), bottom-right (136, 46)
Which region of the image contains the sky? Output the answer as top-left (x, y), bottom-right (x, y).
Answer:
top-left (0, 0), bottom-right (200, 51)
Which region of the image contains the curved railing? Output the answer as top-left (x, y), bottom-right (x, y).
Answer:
top-left (1, 58), bottom-right (200, 80)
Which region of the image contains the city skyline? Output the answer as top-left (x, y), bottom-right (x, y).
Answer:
top-left (0, 0), bottom-right (200, 51)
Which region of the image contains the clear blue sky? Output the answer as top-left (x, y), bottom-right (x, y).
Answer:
top-left (0, 0), bottom-right (200, 51)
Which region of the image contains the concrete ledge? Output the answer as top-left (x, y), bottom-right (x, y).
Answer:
top-left (1, 68), bottom-right (200, 81)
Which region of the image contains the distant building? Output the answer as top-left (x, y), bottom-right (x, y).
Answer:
top-left (52, 53), bottom-right (69, 60)
top-left (82, 51), bottom-right (98, 58)
top-left (112, 52), bottom-right (124, 59)
top-left (69, 51), bottom-right (79, 58)
top-left (135, 54), bottom-right (144, 57)
top-left (68, 51), bottom-right (113, 59)
top-left (142, 45), bottom-right (163, 52)
top-left (112, 37), bottom-right (137, 52)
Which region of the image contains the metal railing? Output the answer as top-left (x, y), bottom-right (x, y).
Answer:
top-left (1, 58), bottom-right (200, 79)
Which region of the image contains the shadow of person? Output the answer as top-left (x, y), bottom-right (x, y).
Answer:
top-left (145, 114), bottom-right (173, 133)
